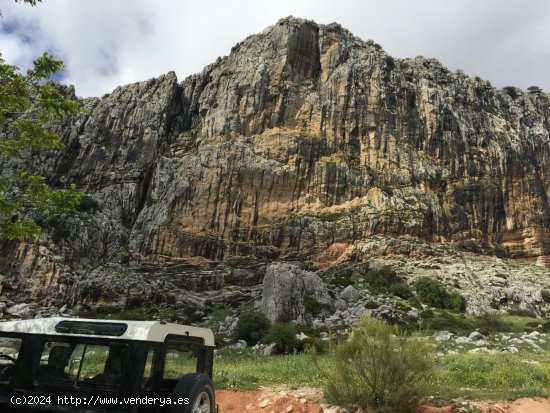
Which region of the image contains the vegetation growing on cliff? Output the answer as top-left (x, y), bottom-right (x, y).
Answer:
top-left (0, 0), bottom-right (81, 240)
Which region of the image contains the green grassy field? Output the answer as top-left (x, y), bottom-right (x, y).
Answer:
top-left (213, 345), bottom-right (550, 401)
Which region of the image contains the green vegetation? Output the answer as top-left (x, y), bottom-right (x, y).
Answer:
top-left (420, 311), bottom-right (550, 335)
top-left (415, 277), bottom-right (448, 308)
top-left (390, 282), bottom-right (414, 299)
top-left (327, 274), bottom-right (354, 288)
top-left (507, 308), bottom-right (537, 318)
top-left (432, 352), bottom-right (550, 400)
top-left (414, 277), bottom-right (467, 312)
top-left (214, 349), bottom-right (326, 390)
top-left (77, 195), bottom-right (100, 212)
top-left (316, 317), bottom-right (433, 413)
top-left (448, 290), bottom-right (467, 312)
top-left (50, 217), bottom-right (71, 243)
top-left (542, 289), bottom-right (550, 303)
top-left (1, 0), bottom-right (82, 240)
top-left (527, 85), bottom-right (542, 94)
top-left (303, 297), bottom-right (323, 315)
top-left (263, 323), bottom-right (298, 354)
top-left (503, 86), bottom-right (521, 100)
top-left (364, 265), bottom-right (400, 293)
top-left (232, 311), bottom-right (271, 345)
top-left (385, 55), bottom-right (396, 70)
top-left (213, 335), bottom-right (550, 402)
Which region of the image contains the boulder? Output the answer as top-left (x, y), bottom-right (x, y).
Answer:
top-left (339, 285), bottom-right (361, 302)
top-left (455, 336), bottom-right (471, 344)
top-left (468, 331), bottom-right (484, 341)
top-left (258, 262), bottom-right (333, 323)
top-left (6, 303), bottom-right (35, 319)
top-left (435, 331), bottom-right (454, 341)
top-left (260, 343), bottom-right (277, 356)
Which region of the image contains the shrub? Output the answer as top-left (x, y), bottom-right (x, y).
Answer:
top-left (328, 275), bottom-right (353, 288)
top-left (232, 311), bottom-right (271, 345)
top-left (300, 337), bottom-right (328, 354)
top-left (414, 277), bottom-right (447, 308)
top-left (407, 296), bottom-right (423, 309)
top-left (263, 323), bottom-right (298, 354)
top-left (317, 317), bottom-right (433, 413)
top-left (390, 282), bottom-right (414, 299)
top-left (414, 277), bottom-right (467, 312)
top-left (527, 85), bottom-right (542, 94)
top-left (503, 86), bottom-right (520, 100)
top-left (541, 290), bottom-right (550, 303)
top-left (508, 308), bottom-right (536, 318)
top-left (448, 291), bottom-right (467, 312)
top-left (304, 297), bottom-right (323, 315)
top-left (385, 55), bottom-right (396, 70)
top-left (77, 195), bottom-right (100, 212)
top-left (365, 266), bottom-right (400, 288)
top-left (48, 216), bottom-right (71, 243)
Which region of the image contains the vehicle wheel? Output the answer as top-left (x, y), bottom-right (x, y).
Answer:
top-left (169, 373), bottom-right (215, 413)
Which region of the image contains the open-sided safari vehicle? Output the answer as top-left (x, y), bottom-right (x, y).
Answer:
top-left (0, 318), bottom-right (216, 412)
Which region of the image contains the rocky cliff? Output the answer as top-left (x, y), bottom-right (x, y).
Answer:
top-left (1, 17), bottom-right (550, 320)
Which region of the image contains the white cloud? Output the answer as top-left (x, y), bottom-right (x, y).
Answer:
top-left (1, 0), bottom-right (549, 97)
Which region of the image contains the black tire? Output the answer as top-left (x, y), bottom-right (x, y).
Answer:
top-left (169, 373), bottom-right (215, 413)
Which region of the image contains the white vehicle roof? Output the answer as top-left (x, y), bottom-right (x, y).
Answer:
top-left (0, 317), bottom-right (215, 347)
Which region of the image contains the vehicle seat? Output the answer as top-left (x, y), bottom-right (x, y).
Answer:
top-left (39, 346), bottom-right (71, 380)
top-left (92, 344), bottom-right (129, 386)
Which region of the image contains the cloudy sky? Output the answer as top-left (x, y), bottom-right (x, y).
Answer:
top-left (1, 0), bottom-right (549, 97)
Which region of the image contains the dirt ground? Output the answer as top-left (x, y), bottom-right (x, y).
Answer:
top-left (216, 388), bottom-right (550, 413)
top-left (419, 398), bottom-right (550, 413)
top-left (216, 387), bottom-right (325, 413)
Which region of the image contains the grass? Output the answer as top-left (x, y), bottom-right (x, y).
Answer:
top-left (431, 352), bottom-right (550, 400)
top-left (213, 345), bottom-right (550, 401)
top-left (214, 349), bottom-right (326, 390)
top-left (419, 311), bottom-right (550, 335)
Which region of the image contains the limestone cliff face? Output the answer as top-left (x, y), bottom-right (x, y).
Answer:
top-left (132, 17), bottom-right (550, 263)
top-left (1, 17), bottom-right (550, 311)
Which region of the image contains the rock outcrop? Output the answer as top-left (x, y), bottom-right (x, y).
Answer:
top-left (257, 262), bottom-right (332, 323)
top-left (1, 16), bottom-right (550, 317)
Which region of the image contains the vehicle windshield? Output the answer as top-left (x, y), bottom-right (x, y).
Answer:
top-left (0, 335), bottom-right (22, 384)
top-left (33, 339), bottom-right (130, 392)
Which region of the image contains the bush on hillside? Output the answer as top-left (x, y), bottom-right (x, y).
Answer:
top-left (414, 277), bottom-right (467, 312)
top-left (300, 336), bottom-right (328, 354)
top-left (263, 322), bottom-right (298, 354)
top-left (390, 282), bottom-right (414, 299)
top-left (503, 86), bottom-right (521, 100)
top-left (77, 195), bottom-right (100, 212)
top-left (364, 266), bottom-right (400, 288)
top-left (232, 311), bottom-right (271, 345)
top-left (316, 317), bottom-right (433, 413)
top-left (414, 277), bottom-right (447, 308)
top-left (448, 290), bottom-right (467, 312)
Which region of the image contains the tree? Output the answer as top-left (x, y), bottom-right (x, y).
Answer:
top-left (1, 0), bottom-right (82, 240)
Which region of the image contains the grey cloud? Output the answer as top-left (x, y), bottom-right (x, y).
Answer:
top-left (0, 0), bottom-right (548, 96)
